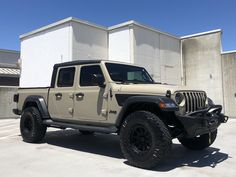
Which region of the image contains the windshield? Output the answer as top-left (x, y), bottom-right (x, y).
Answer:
top-left (105, 63), bottom-right (154, 84)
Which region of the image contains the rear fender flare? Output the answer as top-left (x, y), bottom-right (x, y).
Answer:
top-left (23, 95), bottom-right (50, 119)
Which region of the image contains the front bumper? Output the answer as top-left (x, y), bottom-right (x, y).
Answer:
top-left (177, 105), bottom-right (228, 138)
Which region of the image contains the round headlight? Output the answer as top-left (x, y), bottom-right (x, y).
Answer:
top-left (175, 93), bottom-right (184, 105)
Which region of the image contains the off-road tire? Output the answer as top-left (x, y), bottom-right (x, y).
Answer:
top-left (79, 130), bottom-right (94, 135)
top-left (20, 107), bottom-right (47, 143)
top-left (120, 111), bottom-right (172, 169)
top-left (178, 129), bottom-right (217, 150)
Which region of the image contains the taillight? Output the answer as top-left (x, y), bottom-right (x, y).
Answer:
top-left (13, 94), bottom-right (19, 102)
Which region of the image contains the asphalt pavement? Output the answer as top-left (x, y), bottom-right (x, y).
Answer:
top-left (0, 118), bottom-right (235, 177)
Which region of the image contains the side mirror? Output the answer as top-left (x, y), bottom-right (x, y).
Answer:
top-left (93, 74), bottom-right (105, 88)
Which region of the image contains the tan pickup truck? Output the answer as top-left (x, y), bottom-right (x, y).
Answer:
top-left (13, 60), bottom-right (228, 169)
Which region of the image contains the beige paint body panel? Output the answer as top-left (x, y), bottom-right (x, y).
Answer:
top-left (73, 86), bottom-right (108, 121)
top-left (48, 87), bottom-right (75, 120)
top-left (17, 88), bottom-right (49, 111)
top-left (119, 84), bottom-right (180, 95)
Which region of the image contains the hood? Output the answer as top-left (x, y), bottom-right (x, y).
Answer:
top-left (118, 84), bottom-right (182, 95)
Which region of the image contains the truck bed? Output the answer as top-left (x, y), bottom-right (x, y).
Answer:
top-left (17, 87), bottom-right (50, 111)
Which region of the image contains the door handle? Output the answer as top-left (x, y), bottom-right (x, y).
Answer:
top-left (55, 93), bottom-right (62, 99)
top-left (75, 93), bottom-right (84, 98)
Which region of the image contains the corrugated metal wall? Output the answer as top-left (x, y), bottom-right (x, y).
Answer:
top-left (222, 52), bottom-right (236, 118)
top-left (0, 87), bottom-right (18, 118)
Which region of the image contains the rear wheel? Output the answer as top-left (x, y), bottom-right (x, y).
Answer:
top-left (120, 111), bottom-right (172, 169)
top-left (178, 130), bottom-right (217, 150)
top-left (20, 107), bottom-right (47, 143)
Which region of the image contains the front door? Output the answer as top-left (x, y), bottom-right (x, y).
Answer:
top-left (48, 66), bottom-right (76, 120)
top-left (73, 65), bottom-right (108, 122)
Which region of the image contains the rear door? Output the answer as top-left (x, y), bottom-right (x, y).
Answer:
top-left (48, 66), bottom-right (76, 120)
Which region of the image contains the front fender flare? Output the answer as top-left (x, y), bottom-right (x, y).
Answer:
top-left (115, 95), bottom-right (178, 127)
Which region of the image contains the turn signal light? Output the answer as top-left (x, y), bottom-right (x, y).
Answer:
top-left (159, 102), bottom-right (166, 109)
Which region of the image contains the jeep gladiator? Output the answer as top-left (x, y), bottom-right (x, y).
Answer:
top-left (13, 60), bottom-right (228, 169)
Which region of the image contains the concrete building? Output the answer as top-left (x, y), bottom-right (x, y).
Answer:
top-left (181, 30), bottom-right (224, 106)
top-left (20, 17), bottom-right (181, 87)
top-left (221, 51), bottom-right (236, 118)
top-left (0, 49), bottom-right (20, 118)
top-left (181, 31), bottom-right (236, 118)
top-left (19, 17), bottom-right (236, 118)
top-left (108, 21), bottom-right (181, 84)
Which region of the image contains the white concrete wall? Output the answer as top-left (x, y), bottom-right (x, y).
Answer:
top-left (109, 27), bottom-right (131, 63)
top-left (160, 34), bottom-right (181, 85)
top-left (133, 25), bottom-right (161, 81)
top-left (19, 19), bottom-right (181, 87)
top-left (20, 23), bottom-right (72, 87)
top-left (0, 87), bottom-right (18, 118)
top-left (72, 22), bottom-right (108, 61)
top-left (133, 25), bottom-right (181, 84)
top-left (222, 52), bottom-right (236, 118)
top-left (182, 32), bottom-right (224, 106)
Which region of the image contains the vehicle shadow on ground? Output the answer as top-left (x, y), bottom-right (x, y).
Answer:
top-left (44, 129), bottom-right (229, 171)
top-left (150, 143), bottom-right (229, 171)
top-left (44, 129), bottom-right (123, 158)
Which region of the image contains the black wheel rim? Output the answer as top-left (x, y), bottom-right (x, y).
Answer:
top-left (130, 124), bottom-right (152, 153)
top-left (23, 116), bottom-right (33, 133)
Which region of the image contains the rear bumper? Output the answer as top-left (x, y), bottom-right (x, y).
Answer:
top-left (13, 109), bottom-right (21, 115)
top-left (177, 105), bottom-right (228, 138)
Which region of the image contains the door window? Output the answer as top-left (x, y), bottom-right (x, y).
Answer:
top-left (80, 65), bottom-right (104, 86)
top-left (57, 67), bottom-right (75, 87)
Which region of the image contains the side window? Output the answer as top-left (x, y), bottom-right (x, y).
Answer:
top-left (80, 65), bottom-right (104, 86)
top-left (57, 67), bottom-right (75, 87)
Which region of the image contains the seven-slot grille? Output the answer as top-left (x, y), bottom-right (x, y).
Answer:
top-left (181, 91), bottom-right (206, 113)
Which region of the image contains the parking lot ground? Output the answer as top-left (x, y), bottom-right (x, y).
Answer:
top-left (0, 118), bottom-right (235, 177)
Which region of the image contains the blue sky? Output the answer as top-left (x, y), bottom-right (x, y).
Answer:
top-left (0, 0), bottom-right (236, 51)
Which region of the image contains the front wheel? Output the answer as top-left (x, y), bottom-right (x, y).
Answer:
top-left (178, 130), bottom-right (217, 150)
top-left (120, 111), bottom-right (172, 169)
top-left (20, 107), bottom-right (47, 143)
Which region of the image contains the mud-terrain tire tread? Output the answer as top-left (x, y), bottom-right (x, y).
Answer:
top-left (178, 130), bottom-right (217, 150)
top-left (120, 111), bottom-right (172, 169)
top-left (20, 107), bottom-right (47, 143)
